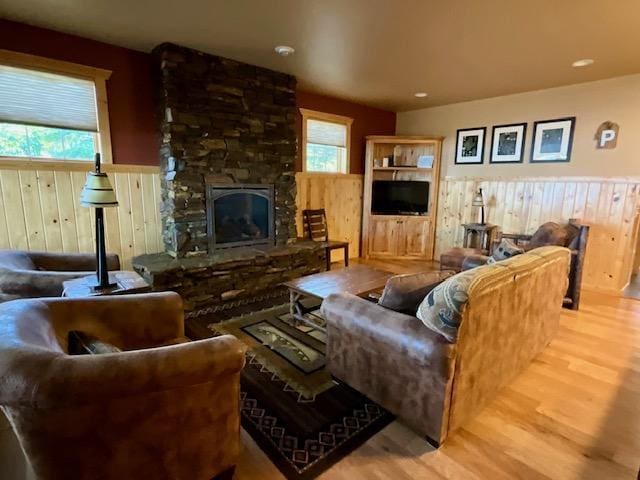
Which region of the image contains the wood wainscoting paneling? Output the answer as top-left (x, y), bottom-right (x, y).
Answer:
top-left (437, 176), bottom-right (640, 294)
top-left (0, 159), bottom-right (162, 269)
top-left (295, 172), bottom-right (363, 261)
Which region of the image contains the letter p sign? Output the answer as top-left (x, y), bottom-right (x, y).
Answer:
top-left (595, 121), bottom-right (619, 149)
top-left (600, 129), bottom-right (616, 147)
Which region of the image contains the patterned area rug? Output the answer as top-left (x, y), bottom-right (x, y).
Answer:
top-left (188, 299), bottom-right (394, 480)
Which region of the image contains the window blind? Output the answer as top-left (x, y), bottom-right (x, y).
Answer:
top-left (0, 65), bottom-right (98, 132)
top-left (307, 119), bottom-right (347, 147)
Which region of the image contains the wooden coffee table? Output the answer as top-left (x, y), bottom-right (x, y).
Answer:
top-left (282, 265), bottom-right (393, 332)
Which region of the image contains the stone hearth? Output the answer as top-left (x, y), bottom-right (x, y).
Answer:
top-left (133, 242), bottom-right (325, 312)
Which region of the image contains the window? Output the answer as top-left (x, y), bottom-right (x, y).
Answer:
top-left (0, 49), bottom-right (112, 163)
top-left (300, 108), bottom-right (353, 173)
top-left (0, 123), bottom-right (96, 160)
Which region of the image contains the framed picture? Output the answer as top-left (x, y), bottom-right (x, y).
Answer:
top-left (417, 154), bottom-right (434, 168)
top-left (531, 117), bottom-right (576, 163)
top-left (455, 127), bottom-right (486, 164)
top-left (490, 123), bottom-right (527, 163)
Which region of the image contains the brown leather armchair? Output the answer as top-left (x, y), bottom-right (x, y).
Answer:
top-left (0, 250), bottom-right (120, 301)
top-left (461, 220), bottom-right (589, 310)
top-left (0, 292), bottom-right (246, 480)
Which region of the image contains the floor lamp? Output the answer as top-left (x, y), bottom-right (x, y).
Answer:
top-left (80, 153), bottom-right (119, 291)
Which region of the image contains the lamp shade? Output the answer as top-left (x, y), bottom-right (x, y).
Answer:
top-left (80, 171), bottom-right (118, 207)
top-left (472, 190), bottom-right (484, 207)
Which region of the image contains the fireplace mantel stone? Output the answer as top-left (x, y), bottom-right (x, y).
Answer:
top-left (133, 241), bottom-right (326, 312)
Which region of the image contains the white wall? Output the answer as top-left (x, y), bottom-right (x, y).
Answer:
top-left (397, 74), bottom-right (640, 178)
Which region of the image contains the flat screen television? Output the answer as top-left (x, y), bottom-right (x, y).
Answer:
top-left (371, 180), bottom-right (429, 215)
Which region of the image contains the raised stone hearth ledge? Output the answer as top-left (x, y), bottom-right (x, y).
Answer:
top-left (133, 241), bottom-right (326, 312)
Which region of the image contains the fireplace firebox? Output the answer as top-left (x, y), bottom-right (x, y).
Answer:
top-left (206, 184), bottom-right (275, 251)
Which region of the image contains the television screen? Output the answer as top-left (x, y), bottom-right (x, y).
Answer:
top-left (372, 180), bottom-right (429, 215)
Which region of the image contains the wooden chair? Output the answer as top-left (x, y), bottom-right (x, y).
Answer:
top-left (302, 209), bottom-right (349, 271)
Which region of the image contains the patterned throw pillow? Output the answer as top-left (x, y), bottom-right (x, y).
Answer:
top-left (487, 239), bottom-right (524, 264)
top-left (416, 271), bottom-right (474, 343)
top-left (378, 270), bottom-right (455, 314)
top-left (68, 330), bottom-right (121, 355)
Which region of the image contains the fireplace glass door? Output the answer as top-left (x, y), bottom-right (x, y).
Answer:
top-left (207, 184), bottom-right (274, 249)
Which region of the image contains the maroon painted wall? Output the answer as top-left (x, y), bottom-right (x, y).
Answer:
top-left (0, 20), bottom-right (397, 170)
top-left (296, 90), bottom-right (396, 174)
top-left (0, 19), bottom-right (158, 166)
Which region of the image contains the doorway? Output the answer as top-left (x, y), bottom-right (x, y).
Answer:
top-left (623, 214), bottom-right (640, 300)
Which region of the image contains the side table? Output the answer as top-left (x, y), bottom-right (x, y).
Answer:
top-left (461, 223), bottom-right (498, 255)
top-left (62, 270), bottom-right (151, 298)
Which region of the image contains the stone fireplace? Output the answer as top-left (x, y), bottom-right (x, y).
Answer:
top-left (206, 183), bottom-right (274, 250)
top-left (133, 43), bottom-right (325, 312)
top-left (150, 42), bottom-right (298, 258)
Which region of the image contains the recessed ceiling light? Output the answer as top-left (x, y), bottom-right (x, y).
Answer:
top-left (414, 92), bottom-right (428, 98)
top-left (572, 58), bottom-right (594, 68)
top-left (274, 45), bottom-right (295, 56)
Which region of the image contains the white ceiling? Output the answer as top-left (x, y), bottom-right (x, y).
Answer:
top-left (1, 0), bottom-right (640, 111)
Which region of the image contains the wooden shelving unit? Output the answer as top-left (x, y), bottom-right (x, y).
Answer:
top-left (372, 167), bottom-right (433, 172)
top-left (362, 135), bottom-right (443, 260)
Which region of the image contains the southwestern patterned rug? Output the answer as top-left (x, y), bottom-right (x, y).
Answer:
top-left (187, 297), bottom-right (394, 480)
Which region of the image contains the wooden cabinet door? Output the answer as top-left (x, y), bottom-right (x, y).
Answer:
top-left (398, 217), bottom-right (431, 258)
top-left (368, 217), bottom-right (399, 257)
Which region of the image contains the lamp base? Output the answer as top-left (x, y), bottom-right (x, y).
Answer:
top-left (91, 282), bottom-right (118, 293)
top-left (83, 274), bottom-right (117, 292)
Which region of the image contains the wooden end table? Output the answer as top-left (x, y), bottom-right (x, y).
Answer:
top-left (462, 223), bottom-right (498, 255)
top-left (62, 271), bottom-right (151, 298)
top-left (282, 265), bottom-right (393, 333)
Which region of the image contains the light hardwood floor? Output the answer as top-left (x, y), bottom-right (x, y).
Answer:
top-left (1, 259), bottom-right (637, 479)
top-left (235, 259), bottom-right (640, 480)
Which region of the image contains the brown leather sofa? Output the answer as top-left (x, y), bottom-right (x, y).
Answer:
top-left (322, 246), bottom-right (570, 445)
top-left (0, 250), bottom-right (120, 302)
top-left (0, 292), bottom-right (246, 480)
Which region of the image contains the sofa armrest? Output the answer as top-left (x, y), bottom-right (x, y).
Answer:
top-left (29, 252), bottom-right (120, 272)
top-left (0, 269), bottom-right (92, 297)
top-left (322, 293), bottom-right (456, 443)
top-left (3, 334), bottom-right (246, 408)
top-left (321, 293), bottom-right (451, 368)
top-left (43, 292), bottom-right (185, 349)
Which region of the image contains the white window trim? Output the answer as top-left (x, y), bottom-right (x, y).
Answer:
top-left (300, 108), bottom-right (353, 174)
top-left (0, 49), bottom-right (113, 164)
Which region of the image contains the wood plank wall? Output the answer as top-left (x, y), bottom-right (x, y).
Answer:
top-left (295, 172), bottom-right (363, 261)
top-left (3, 163), bottom-right (637, 295)
top-left (0, 160), bottom-right (162, 269)
top-left (437, 176), bottom-right (640, 293)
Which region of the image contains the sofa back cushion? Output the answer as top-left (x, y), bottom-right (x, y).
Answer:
top-left (378, 270), bottom-right (454, 314)
top-left (68, 330), bottom-right (121, 355)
